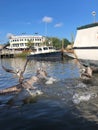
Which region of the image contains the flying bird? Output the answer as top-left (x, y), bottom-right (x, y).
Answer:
top-left (1, 59), bottom-right (29, 84)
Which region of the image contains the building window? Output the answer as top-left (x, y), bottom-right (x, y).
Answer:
top-left (13, 44), bottom-right (19, 47)
top-left (20, 43), bottom-right (24, 46)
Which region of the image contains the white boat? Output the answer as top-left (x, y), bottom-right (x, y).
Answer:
top-left (73, 23), bottom-right (98, 66)
top-left (27, 46), bottom-right (62, 60)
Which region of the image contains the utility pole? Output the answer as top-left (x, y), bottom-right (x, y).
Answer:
top-left (92, 11), bottom-right (96, 23)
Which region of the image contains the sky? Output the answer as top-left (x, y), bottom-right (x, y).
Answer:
top-left (0, 0), bottom-right (98, 43)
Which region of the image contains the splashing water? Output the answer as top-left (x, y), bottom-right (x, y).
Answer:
top-left (45, 77), bottom-right (57, 84)
top-left (75, 82), bottom-right (87, 88)
top-left (72, 92), bottom-right (97, 104)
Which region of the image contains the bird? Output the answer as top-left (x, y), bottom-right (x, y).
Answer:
top-left (1, 59), bottom-right (29, 84)
top-left (80, 66), bottom-right (92, 80)
top-left (36, 68), bottom-right (47, 79)
top-left (0, 61), bottom-right (48, 95)
top-left (74, 58), bottom-right (93, 80)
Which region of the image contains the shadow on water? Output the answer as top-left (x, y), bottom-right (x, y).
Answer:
top-left (0, 58), bottom-right (98, 129)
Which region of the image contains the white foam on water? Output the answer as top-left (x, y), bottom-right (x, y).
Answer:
top-left (26, 89), bottom-right (43, 96)
top-left (72, 92), bottom-right (97, 104)
top-left (45, 77), bottom-right (57, 85)
top-left (75, 83), bottom-right (87, 88)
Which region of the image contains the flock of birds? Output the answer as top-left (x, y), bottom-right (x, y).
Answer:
top-left (0, 58), bottom-right (95, 97)
top-left (0, 59), bottom-right (56, 96)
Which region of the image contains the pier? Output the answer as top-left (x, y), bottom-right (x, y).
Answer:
top-left (0, 49), bottom-right (15, 58)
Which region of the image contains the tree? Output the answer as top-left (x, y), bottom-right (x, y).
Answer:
top-left (47, 37), bottom-right (71, 49)
top-left (63, 38), bottom-right (71, 48)
top-left (26, 40), bottom-right (34, 50)
top-left (46, 37), bottom-right (62, 49)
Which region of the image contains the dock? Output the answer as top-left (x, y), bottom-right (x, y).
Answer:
top-left (0, 49), bottom-right (15, 58)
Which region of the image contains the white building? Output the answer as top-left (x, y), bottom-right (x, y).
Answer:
top-left (8, 35), bottom-right (46, 50)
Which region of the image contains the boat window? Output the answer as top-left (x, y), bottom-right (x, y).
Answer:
top-left (32, 49), bottom-right (36, 52)
top-left (43, 47), bottom-right (48, 50)
top-left (38, 48), bottom-right (42, 51)
top-left (31, 47), bottom-right (37, 52)
top-left (49, 46), bottom-right (53, 49)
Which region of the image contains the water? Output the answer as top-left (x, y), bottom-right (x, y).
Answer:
top-left (0, 58), bottom-right (98, 130)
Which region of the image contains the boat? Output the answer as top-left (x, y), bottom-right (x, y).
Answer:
top-left (73, 22), bottom-right (98, 66)
top-left (27, 46), bottom-right (62, 61)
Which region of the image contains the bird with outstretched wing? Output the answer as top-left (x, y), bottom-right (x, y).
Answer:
top-left (1, 59), bottom-right (29, 84)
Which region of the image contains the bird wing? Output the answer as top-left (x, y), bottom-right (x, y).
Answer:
top-left (2, 65), bottom-right (16, 74)
top-left (21, 59), bottom-right (29, 74)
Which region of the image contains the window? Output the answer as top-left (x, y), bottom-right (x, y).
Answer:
top-left (20, 43), bottom-right (24, 46)
top-left (38, 48), bottom-right (42, 51)
top-left (13, 44), bottom-right (19, 47)
top-left (43, 47), bottom-right (48, 50)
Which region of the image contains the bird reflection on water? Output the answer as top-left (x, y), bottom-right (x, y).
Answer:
top-left (0, 58), bottom-right (98, 130)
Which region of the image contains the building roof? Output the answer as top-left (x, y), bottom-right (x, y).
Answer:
top-left (77, 22), bottom-right (98, 30)
top-left (9, 35), bottom-right (45, 39)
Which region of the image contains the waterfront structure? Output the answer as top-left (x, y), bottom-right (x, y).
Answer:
top-left (73, 22), bottom-right (98, 64)
top-left (8, 34), bottom-right (46, 50)
top-left (0, 45), bottom-right (3, 50)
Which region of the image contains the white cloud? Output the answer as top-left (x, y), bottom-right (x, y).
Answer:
top-left (42, 16), bottom-right (53, 23)
top-left (54, 23), bottom-right (63, 27)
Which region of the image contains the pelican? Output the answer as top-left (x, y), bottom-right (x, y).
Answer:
top-left (36, 68), bottom-right (47, 79)
top-left (74, 58), bottom-right (93, 80)
top-left (1, 59), bottom-right (29, 84)
top-left (0, 60), bottom-right (48, 95)
top-left (80, 66), bottom-right (92, 80)
top-left (0, 59), bottom-right (29, 95)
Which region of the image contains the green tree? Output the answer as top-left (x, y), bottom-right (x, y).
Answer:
top-left (47, 37), bottom-right (71, 49)
top-left (26, 40), bottom-right (34, 50)
top-left (63, 38), bottom-right (71, 48)
top-left (47, 37), bottom-right (62, 49)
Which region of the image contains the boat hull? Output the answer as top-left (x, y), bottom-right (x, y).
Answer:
top-left (63, 51), bottom-right (76, 59)
top-left (27, 51), bottom-right (62, 61)
top-left (74, 48), bottom-right (98, 66)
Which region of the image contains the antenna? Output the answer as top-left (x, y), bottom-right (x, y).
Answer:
top-left (92, 11), bottom-right (96, 23)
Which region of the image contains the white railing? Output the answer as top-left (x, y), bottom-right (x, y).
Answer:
top-left (0, 49), bottom-right (22, 55)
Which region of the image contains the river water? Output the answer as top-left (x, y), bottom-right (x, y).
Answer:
top-left (0, 58), bottom-right (98, 130)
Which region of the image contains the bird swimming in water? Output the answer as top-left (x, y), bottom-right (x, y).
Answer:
top-left (80, 66), bottom-right (92, 80)
top-left (36, 67), bottom-right (47, 79)
top-left (74, 58), bottom-right (93, 80)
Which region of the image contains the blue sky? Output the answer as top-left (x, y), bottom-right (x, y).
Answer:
top-left (0, 0), bottom-right (98, 43)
